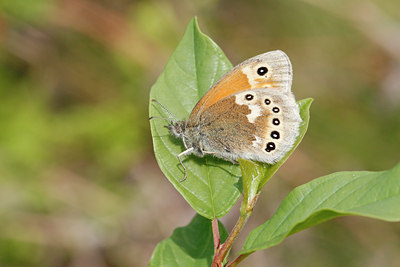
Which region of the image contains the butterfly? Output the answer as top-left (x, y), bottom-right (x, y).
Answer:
top-left (151, 50), bottom-right (302, 181)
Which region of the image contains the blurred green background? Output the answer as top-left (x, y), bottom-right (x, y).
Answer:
top-left (0, 0), bottom-right (399, 266)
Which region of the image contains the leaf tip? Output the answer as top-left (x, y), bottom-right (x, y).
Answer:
top-left (298, 97), bottom-right (314, 108)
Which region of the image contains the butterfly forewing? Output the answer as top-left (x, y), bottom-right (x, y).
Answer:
top-left (189, 50), bottom-right (292, 122)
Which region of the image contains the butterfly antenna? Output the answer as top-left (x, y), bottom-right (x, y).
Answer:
top-left (148, 116), bottom-right (172, 122)
top-left (151, 99), bottom-right (178, 121)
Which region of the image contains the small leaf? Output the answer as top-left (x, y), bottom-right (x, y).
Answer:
top-left (240, 98), bottom-right (313, 208)
top-left (149, 18), bottom-right (241, 219)
top-left (240, 162), bottom-right (400, 254)
top-left (239, 159), bottom-right (266, 213)
top-left (149, 214), bottom-right (228, 267)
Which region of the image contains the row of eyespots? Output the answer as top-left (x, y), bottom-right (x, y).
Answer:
top-left (266, 97), bottom-right (280, 153)
top-left (243, 94), bottom-right (281, 153)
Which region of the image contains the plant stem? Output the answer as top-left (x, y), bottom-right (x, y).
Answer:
top-left (227, 254), bottom-right (249, 267)
top-left (212, 194), bottom-right (260, 266)
top-left (219, 212), bottom-right (250, 261)
top-left (212, 218), bottom-right (220, 253)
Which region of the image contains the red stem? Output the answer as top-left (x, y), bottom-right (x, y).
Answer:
top-left (227, 254), bottom-right (249, 267)
top-left (212, 193), bottom-right (260, 266)
top-left (212, 218), bottom-right (220, 253)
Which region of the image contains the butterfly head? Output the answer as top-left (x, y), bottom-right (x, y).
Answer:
top-left (167, 121), bottom-right (185, 139)
top-left (168, 120), bottom-right (207, 158)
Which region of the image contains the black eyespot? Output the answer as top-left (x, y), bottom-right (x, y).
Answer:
top-left (272, 107), bottom-right (280, 113)
top-left (245, 94), bottom-right (254, 100)
top-left (265, 98), bottom-right (271, 105)
top-left (273, 118), bottom-right (280, 125)
top-left (271, 131), bottom-right (280, 139)
top-left (265, 142), bottom-right (276, 152)
top-left (257, 67), bottom-right (268, 76)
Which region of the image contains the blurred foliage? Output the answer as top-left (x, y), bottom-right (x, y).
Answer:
top-left (0, 0), bottom-right (399, 266)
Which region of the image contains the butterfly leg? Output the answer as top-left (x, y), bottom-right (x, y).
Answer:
top-left (222, 157), bottom-right (238, 165)
top-left (177, 147), bottom-right (194, 182)
top-left (229, 159), bottom-right (239, 165)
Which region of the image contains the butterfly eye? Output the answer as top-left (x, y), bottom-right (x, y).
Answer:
top-left (271, 131), bottom-right (280, 139)
top-left (245, 94), bottom-right (254, 100)
top-left (272, 107), bottom-right (280, 113)
top-left (257, 66), bottom-right (268, 76)
top-left (265, 142), bottom-right (276, 152)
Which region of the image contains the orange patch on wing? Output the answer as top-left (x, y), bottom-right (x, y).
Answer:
top-left (189, 63), bottom-right (285, 121)
top-left (190, 69), bottom-right (251, 119)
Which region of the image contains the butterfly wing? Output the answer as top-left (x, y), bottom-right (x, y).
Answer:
top-left (197, 87), bottom-right (301, 164)
top-left (189, 50), bottom-right (293, 122)
top-left (231, 87), bottom-right (301, 163)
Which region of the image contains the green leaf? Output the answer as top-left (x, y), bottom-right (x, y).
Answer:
top-left (240, 162), bottom-right (400, 254)
top-left (149, 18), bottom-right (241, 219)
top-left (240, 98), bottom-right (313, 208)
top-left (149, 214), bottom-right (228, 267)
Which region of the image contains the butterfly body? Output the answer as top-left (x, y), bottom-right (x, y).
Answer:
top-left (155, 50), bottom-right (301, 180)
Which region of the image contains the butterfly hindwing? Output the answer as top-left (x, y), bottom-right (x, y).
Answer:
top-left (232, 88), bottom-right (301, 163)
top-left (195, 87), bottom-right (301, 164)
